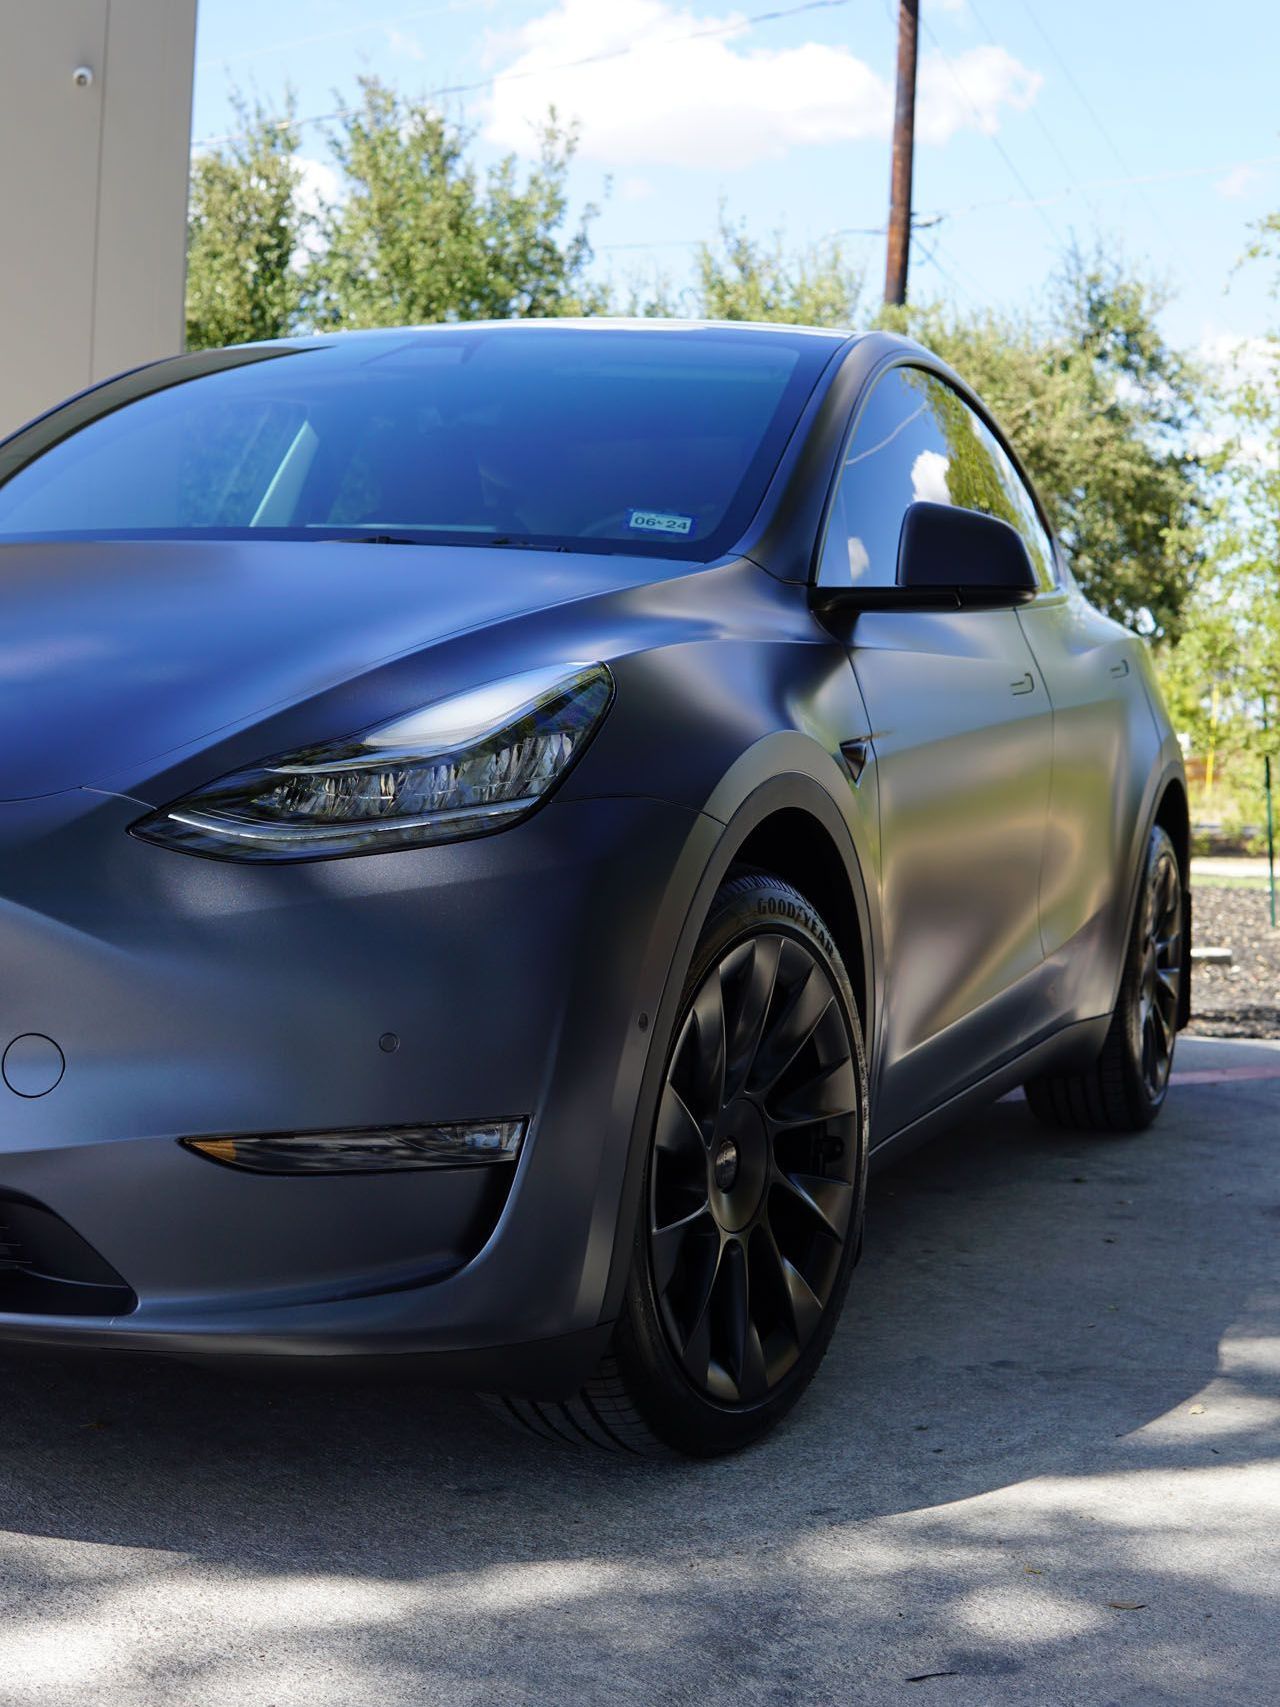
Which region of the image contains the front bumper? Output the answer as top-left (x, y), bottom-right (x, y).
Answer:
top-left (0, 789), bottom-right (717, 1394)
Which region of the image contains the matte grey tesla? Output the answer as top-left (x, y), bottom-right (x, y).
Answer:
top-left (0, 322), bottom-right (1189, 1455)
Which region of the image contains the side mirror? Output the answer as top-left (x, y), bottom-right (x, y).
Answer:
top-left (897, 501), bottom-right (1037, 605)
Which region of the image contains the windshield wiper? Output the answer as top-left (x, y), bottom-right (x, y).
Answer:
top-left (321, 533), bottom-right (426, 546)
top-left (318, 531), bottom-right (573, 552)
top-left (485, 536), bottom-right (572, 552)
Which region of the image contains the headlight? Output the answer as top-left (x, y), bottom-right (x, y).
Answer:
top-left (131, 661), bottom-right (613, 861)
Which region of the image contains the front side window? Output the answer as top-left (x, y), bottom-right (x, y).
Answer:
top-left (0, 327), bottom-right (842, 563)
top-left (818, 365), bottom-right (1056, 588)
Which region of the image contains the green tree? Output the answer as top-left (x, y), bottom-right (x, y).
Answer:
top-left (1165, 323), bottom-right (1280, 764)
top-left (1150, 215), bottom-right (1280, 831)
top-left (307, 78), bottom-right (604, 328)
top-left (185, 93), bottom-right (309, 351)
top-left (645, 227), bottom-right (1208, 636)
top-left (885, 247), bottom-right (1212, 639)
top-left (630, 211), bottom-right (863, 326)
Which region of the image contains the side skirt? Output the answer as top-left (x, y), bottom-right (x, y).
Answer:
top-left (868, 1014), bottom-right (1110, 1173)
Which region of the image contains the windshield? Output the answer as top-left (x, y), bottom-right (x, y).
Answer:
top-left (0, 326), bottom-right (841, 560)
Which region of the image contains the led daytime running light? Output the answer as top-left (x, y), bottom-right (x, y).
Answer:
top-left (132, 662), bottom-right (613, 861)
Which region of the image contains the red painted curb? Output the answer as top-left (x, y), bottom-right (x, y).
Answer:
top-left (1168, 1065), bottom-right (1280, 1085)
top-left (998, 1062), bottom-right (1280, 1103)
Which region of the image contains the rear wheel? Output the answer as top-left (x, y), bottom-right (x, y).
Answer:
top-left (493, 872), bottom-right (868, 1456)
top-left (1025, 823), bottom-right (1183, 1132)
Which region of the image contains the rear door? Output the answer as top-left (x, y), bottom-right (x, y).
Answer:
top-left (818, 365), bottom-right (1055, 1138)
top-left (1015, 581), bottom-right (1162, 1024)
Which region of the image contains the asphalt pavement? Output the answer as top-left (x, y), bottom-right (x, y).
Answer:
top-left (1, 1033), bottom-right (1277, 1707)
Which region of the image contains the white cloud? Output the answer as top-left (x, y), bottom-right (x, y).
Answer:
top-left (292, 156), bottom-right (344, 261)
top-left (619, 175), bottom-right (656, 201)
top-left (386, 26), bottom-right (427, 62)
top-left (295, 155), bottom-right (343, 220)
top-left (1192, 326), bottom-right (1280, 470)
top-left (1198, 326), bottom-right (1277, 390)
top-left (911, 448), bottom-right (952, 503)
top-left (1215, 162), bottom-right (1262, 200)
top-left (482, 0), bottom-right (1040, 169)
top-left (916, 44), bottom-right (1040, 142)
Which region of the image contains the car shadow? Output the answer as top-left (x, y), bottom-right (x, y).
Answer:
top-left (0, 1039), bottom-right (1276, 1701)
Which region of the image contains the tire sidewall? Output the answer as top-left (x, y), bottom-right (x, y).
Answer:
top-left (1116, 824), bottom-right (1181, 1123)
top-left (614, 873), bottom-right (869, 1457)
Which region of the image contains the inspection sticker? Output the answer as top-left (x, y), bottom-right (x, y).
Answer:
top-left (627, 508), bottom-right (696, 537)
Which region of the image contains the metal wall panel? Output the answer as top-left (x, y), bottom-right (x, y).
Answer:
top-left (0, 0), bottom-right (196, 437)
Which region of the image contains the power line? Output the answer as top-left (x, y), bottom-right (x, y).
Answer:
top-left (933, 149), bottom-right (1280, 221)
top-left (914, 232), bottom-right (980, 309)
top-left (196, 1), bottom-right (495, 71)
top-left (195, 0), bottom-right (858, 148)
top-left (926, 230), bottom-right (992, 309)
top-left (595, 147), bottom-right (1280, 257)
top-left (596, 237), bottom-right (705, 254)
top-left (915, 7), bottom-right (1061, 245)
top-left (595, 216), bottom-right (937, 253)
top-left (1014, 0), bottom-right (1175, 247)
top-left (965, 0), bottom-right (1087, 214)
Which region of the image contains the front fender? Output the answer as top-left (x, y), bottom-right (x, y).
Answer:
top-left (596, 750), bottom-right (880, 1324)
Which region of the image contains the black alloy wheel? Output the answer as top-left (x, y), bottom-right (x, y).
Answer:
top-left (1136, 834), bottom-right (1183, 1102)
top-left (649, 928), bottom-right (861, 1405)
top-left (487, 872), bottom-right (868, 1457)
top-left (1025, 823), bottom-right (1184, 1133)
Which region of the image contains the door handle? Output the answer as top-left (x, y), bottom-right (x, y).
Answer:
top-left (1110, 659), bottom-right (1130, 678)
top-left (1010, 672), bottom-right (1035, 696)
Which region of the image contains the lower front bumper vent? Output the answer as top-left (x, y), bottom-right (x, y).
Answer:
top-left (0, 1196), bottom-right (136, 1318)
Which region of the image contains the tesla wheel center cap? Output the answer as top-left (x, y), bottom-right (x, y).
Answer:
top-left (713, 1139), bottom-right (740, 1192)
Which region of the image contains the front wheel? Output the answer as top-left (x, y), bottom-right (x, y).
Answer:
top-left (1025, 823), bottom-right (1184, 1132)
top-left (494, 872), bottom-right (869, 1457)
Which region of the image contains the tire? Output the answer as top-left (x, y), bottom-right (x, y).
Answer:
top-left (492, 871), bottom-right (869, 1457)
top-left (1025, 823), bottom-right (1184, 1133)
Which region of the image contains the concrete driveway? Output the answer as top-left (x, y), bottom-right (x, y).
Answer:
top-left (1, 1034), bottom-right (1277, 1707)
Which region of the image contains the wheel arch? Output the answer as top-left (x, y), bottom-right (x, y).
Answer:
top-left (1154, 774), bottom-right (1190, 877)
top-left (597, 768), bottom-right (877, 1324)
top-left (1152, 773), bottom-right (1192, 1029)
top-left (1111, 757), bottom-right (1192, 1034)
top-left (729, 806), bottom-right (870, 1040)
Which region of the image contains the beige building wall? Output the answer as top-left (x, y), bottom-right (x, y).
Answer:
top-left (0, 0), bottom-right (197, 437)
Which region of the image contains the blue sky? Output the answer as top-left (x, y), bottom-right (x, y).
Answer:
top-left (192, 0), bottom-right (1280, 364)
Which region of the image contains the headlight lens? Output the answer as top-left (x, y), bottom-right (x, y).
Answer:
top-left (132, 661), bottom-right (613, 861)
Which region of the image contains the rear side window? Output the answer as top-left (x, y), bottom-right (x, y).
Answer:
top-left (818, 366), bottom-right (1056, 588)
top-left (0, 328), bottom-right (840, 563)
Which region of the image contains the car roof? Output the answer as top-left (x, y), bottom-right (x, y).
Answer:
top-left (240, 318), bottom-right (862, 356)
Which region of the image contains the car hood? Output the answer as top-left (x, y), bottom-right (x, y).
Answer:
top-left (0, 539), bottom-right (686, 801)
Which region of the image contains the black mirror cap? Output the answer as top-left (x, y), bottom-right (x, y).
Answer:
top-left (897, 501), bottom-right (1038, 604)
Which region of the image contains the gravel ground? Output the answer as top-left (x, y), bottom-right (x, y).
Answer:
top-left (1189, 884), bottom-right (1280, 1038)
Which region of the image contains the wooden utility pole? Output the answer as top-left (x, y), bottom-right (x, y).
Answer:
top-left (883, 0), bottom-right (919, 306)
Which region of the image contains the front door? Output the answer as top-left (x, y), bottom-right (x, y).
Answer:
top-left (817, 364), bottom-right (1055, 1137)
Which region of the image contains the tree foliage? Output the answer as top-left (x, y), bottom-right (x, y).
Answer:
top-left (649, 230), bottom-right (1209, 637)
top-left (630, 212), bottom-right (864, 328)
top-left (186, 81), bottom-right (604, 344)
top-left (1161, 337), bottom-right (1280, 754)
top-left (883, 247), bottom-right (1211, 639)
top-left (186, 98), bottom-right (1218, 647)
top-left (186, 93), bottom-right (309, 352)
top-left (306, 78), bottom-right (604, 328)
top-left (1146, 219), bottom-right (1280, 836)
